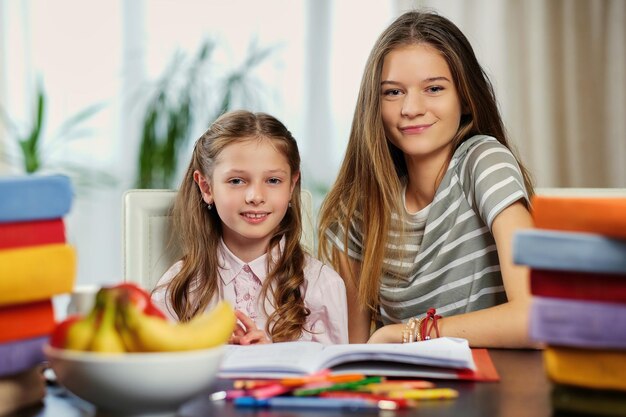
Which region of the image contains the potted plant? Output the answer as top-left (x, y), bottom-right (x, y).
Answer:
top-left (135, 39), bottom-right (274, 189)
top-left (0, 80), bottom-right (116, 192)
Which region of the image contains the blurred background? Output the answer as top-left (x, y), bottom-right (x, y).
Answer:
top-left (1, 0), bottom-right (624, 287)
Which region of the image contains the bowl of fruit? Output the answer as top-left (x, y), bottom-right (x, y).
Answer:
top-left (45, 283), bottom-right (236, 416)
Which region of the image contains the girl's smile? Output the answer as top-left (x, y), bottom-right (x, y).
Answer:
top-left (240, 211), bottom-right (270, 223)
top-left (400, 122), bottom-right (435, 134)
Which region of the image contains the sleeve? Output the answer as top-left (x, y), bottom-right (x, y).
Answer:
top-left (304, 262), bottom-right (349, 344)
top-left (462, 138), bottom-right (530, 229)
top-left (324, 215), bottom-right (365, 262)
top-left (150, 261), bottom-right (183, 322)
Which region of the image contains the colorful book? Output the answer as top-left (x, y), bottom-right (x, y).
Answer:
top-left (530, 269), bottom-right (626, 303)
top-left (0, 219), bottom-right (66, 250)
top-left (0, 366), bottom-right (47, 416)
top-left (0, 336), bottom-right (47, 378)
top-left (513, 229), bottom-right (626, 274)
top-left (529, 296), bottom-right (626, 349)
top-left (544, 346), bottom-right (626, 391)
top-left (0, 174), bottom-right (73, 223)
top-left (0, 300), bottom-right (55, 343)
top-left (532, 195), bottom-right (626, 239)
top-left (551, 384), bottom-right (626, 417)
top-left (0, 244), bottom-right (76, 306)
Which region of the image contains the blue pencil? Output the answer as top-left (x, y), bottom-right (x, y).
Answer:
top-left (234, 396), bottom-right (398, 411)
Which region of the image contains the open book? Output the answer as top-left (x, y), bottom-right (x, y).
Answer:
top-left (220, 337), bottom-right (497, 381)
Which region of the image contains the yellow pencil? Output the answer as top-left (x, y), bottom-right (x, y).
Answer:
top-left (388, 388), bottom-right (459, 400)
top-left (357, 380), bottom-right (435, 393)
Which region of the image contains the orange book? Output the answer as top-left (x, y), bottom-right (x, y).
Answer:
top-left (0, 300), bottom-right (55, 343)
top-left (531, 195), bottom-right (626, 238)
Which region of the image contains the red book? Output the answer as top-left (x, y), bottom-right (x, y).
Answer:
top-left (0, 219), bottom-right (65, 249)
top-left (0, 300), bottom-right (55, 343)
top-left (457, 349), bottom-right (500, 382)
top-left (531, 269), bottom-right (626, 303)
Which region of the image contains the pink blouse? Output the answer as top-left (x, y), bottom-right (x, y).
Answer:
top-left (152, 239), bottom-right (349, 345)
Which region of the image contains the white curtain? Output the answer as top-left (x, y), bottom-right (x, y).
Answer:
top-left (397, 0), bottom-right (626, 187)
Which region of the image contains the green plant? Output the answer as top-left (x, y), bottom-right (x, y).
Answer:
top-left (136, 39), bottom-right (274, 189)
top-left (0, 81), bottom-right (116, 191)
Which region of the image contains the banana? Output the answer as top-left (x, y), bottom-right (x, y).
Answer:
top-left (88, 289), bottom-right (126, 353)
top-left (117, 300), bottom-right (236, 352)
top-left (65, 309), bottom-right (99, 351)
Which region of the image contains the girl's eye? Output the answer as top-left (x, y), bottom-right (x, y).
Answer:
top-left (383, 89), bottom-right (403, 96)
top-left (426, 86), bottom-right (444, 94)
top-left (267, 177), bottom-right (282, 185)
top-left (228, 178), bottom-right (244, 185)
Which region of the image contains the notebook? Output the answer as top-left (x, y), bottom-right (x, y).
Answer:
top-left (219, 337), bottom-right (499, 381)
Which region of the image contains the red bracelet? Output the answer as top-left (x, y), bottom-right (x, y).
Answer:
top-left (419, 308), bottom-right (442, 340)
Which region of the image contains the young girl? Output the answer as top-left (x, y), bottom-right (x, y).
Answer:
top-left (318, 11), bottom-right (535, 348)
top-left (153, 110), bottom-right (348, 345)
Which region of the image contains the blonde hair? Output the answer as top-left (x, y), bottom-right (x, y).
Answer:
top-left (164, 110), bottom-right (309, 342)
top-left (318, 11), bottom-right (534, 313)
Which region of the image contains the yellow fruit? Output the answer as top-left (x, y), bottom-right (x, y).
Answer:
top-left (88, 289), bottom-right (126, 353)
top-left (65, 313), bottom-right (98, 351)
top-left (117, 300), bottom-right (236, 352)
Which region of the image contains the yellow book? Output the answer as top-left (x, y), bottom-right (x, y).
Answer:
top-left (0, 244), bottom-right (76, 306)
top-left (544, 346), bottom-right (626, 391)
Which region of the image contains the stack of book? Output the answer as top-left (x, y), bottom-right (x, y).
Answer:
top-left (513, 195), bottom-right (626, 417)
top-left (0, 175), bottom-right (76, 415)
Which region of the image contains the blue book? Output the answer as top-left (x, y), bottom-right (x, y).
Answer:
top-left (0, 175), bottom-right (73, 223)
top-left (529, 296), bottom-right (626, 349)
top-left (513, 229), bottom-right (626, 274)
top-left (0, 336), bottom-right (47, 377)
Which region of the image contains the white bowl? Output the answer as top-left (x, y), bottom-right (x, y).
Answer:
top-left (44, 345), bottom-right (224, 416)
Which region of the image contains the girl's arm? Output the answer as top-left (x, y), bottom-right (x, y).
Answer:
top-left (336, 250), bottom-right (372, 343)
top-left (368, 200), bottom-right (537, 348)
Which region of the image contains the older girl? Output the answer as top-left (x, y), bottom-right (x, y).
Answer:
top-left (318, 11), bottom-right (534, 348)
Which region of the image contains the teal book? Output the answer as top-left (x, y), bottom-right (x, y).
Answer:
top-left (0, 175), bottom-right (73, 223)
top-left (513, 229), bottom-right (626, 274)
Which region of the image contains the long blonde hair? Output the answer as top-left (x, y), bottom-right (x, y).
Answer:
top-left (318, 11), bottom-right (534, 313)
top-left (165, 110), bottom-right (309, 342)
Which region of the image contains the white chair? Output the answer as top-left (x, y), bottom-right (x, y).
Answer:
top-left (122, 189), bottom-right (315, 290)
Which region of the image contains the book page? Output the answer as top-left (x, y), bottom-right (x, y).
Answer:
top-left (315, 337), bottom-right (475, 371)
top-left (220, 341), bottom-right (324, 377)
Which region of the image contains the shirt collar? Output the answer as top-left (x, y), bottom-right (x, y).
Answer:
top-left (218, 237), bottom-right (285, 285)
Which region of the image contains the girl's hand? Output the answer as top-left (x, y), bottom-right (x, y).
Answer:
top-left (229, 310), bottom-right (271, 345)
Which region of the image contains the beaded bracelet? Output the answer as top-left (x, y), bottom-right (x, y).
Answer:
top-left (401, 317), bottom-right (419, 343)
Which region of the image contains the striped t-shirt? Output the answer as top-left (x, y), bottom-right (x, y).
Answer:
top-left (326, 135), bottom-right (529, 325)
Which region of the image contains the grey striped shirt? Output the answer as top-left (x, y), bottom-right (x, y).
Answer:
top-left (326, 135), bottom-right (529, 325)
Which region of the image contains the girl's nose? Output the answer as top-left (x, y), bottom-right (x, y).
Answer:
top-left (401, 92), bottom-right (425, 118)
top-left (245, 185), bottom-right (265, 205)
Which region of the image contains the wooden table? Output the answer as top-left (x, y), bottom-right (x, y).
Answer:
top-left (29, 349), bottom-right (552, 417)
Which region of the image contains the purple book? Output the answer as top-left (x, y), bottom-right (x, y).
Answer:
top-left (0, 336), bottom-right (47, 377)
top-left (529, 297), bottom-right (626, 349)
